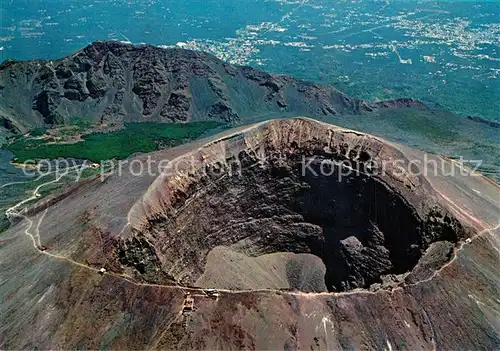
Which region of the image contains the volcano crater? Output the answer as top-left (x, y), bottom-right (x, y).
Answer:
top-left (117, 120), bottom-right (468, 293)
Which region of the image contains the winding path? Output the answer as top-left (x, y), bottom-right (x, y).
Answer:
top-left (3, 162), bottom-right (499, 299)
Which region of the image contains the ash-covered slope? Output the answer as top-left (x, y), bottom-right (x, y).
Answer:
top-left (0, 41), bottom-right (424, 133)
top-left (1, 118), bottom-right (498, 349)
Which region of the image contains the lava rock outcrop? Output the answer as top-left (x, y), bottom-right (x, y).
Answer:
top-left (0, 41), bottom-right (425, 132)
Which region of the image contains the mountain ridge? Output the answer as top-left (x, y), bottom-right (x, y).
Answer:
top-left (0, 40), bottom-right (426, 134)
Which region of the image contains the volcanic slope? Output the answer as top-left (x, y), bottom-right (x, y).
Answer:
top-left (1, 118), bottom-right (499, 349)
top-left (0, 40), bottom-right (423, 133)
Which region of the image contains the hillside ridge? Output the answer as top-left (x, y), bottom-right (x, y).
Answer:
top-left (0, 40), bottom-right (426, 133)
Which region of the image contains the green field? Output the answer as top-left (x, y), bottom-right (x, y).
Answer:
top-left (7, 121), bottom-right (225, 162)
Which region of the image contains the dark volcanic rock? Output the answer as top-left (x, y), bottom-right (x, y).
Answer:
top-left (373, 97), bottom-right (427, 109)
top-left (0, 41), bottom-right (426, 132)
top-left (33, 90), bottom-right (63, 124)
top-left (466, 115), bottom-right (500, 128)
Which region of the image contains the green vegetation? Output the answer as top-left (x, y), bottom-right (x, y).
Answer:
top-left (391, 111), bottom-right (462, 143)
top-left (29, 127), bottom-right (47, 137)
top-left (7, 121), bottom-right (225, 162)
top-left (69, 116), bottom-right (93, 129)
top-left (1, 121), bottom-right (225, 233)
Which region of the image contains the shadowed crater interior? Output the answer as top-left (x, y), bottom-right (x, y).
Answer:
top-left (118, 136), bottom-right (466, 293)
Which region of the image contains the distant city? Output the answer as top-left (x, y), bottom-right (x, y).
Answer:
top-left (1, 0), bottom-right (499, 120)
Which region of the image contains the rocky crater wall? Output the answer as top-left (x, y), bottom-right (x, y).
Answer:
top-left (117, 118), bottom-right (469, 292)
